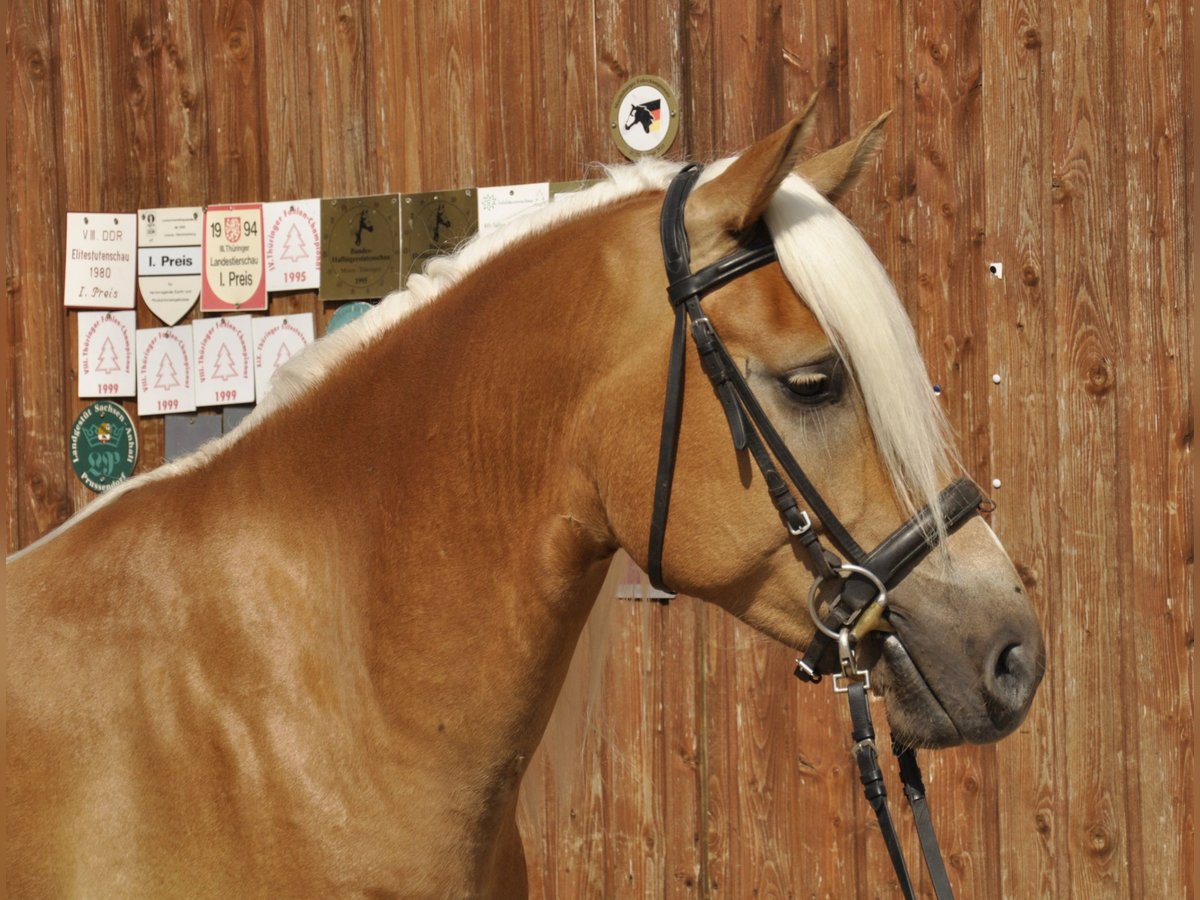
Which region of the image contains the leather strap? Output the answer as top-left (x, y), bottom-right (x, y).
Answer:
top-left (647, 300), bottom-right (689, 591)
top-left (895, 741), bottom-right (955, 900)
top-left (848, 682), bottom-right (918, 899)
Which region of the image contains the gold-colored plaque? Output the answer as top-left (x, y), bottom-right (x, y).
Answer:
top-left (400, 189), bottom-right (478, 283)
top-left (610, 75), bottom-right (680, 160)
top-left (319, 194), bottom-right (401, 301)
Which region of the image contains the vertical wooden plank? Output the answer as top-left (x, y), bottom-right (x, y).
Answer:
top-left (1116, 0), bottom-right (1194, 895)
top-left (201, 1), bottom-right (266, 204)
top-left (708, 0), bottom-right (789, 154)
top-left (311, 1), bottom-right (373, 197)
top-left (782, 0), bottom-right (848, 151)
top-left (979, 0), bottom-right (1066, 896)
top-left (155, 1), bottom-right (210, 206)
top-left (530, 0), bottom-right (605, 179)
top-left (261, 0), bottom-right (321, 324)
top-left (907, 1), bottom-right (1002, 896)
top-left (377, 2), bottom-right (479, 191)
top-left (6, 240), bottom-right (18, 552)
top-left (688, 4), bottom-right (863, 898)
top-left (843, 6), bottom-right (931, 897)
top-left (56, 1), bottom-right (160, 513)
top-left (594, 0), bottom-right (685, 166)
top-left (1049, 0), bottom-right (1133, 893)
top-left (541, 6), bottom-right (701, 896)
top-left (373, 1), bottom-right (421, 191)
top-left (150, 0), bottom-right (217, 441)
top-left (473, 0), bottom-right (538, 186)
top-left (9, 0), bottom-right (71, 546)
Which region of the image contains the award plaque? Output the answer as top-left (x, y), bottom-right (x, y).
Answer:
top-left (610, 75), bottom-right (680, 160)
top-left (400, 189), bottom-right (477, 283)
top-left (319, 194), bottom-right (401, 301)
top-left (69, 401), bottom-right (139, 492)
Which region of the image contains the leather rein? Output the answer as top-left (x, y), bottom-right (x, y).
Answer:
top-left (648, 164), bottom-right (990, 899)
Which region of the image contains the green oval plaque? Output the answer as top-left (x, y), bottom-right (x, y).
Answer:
top-left (69, 401), bottom-right (139, 492)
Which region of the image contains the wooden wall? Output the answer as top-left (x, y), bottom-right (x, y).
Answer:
top-left (7, 1), bottom-right (1193, 896)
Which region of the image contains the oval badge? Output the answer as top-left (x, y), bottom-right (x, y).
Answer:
top-left (610, 75), bottom-right (680, 160)
top-left (69, 400), bottom-right (139, 492)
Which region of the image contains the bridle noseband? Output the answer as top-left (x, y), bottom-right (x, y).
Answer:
top-left (649, 164), bottom-right (990, 900)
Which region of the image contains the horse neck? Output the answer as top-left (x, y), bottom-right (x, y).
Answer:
top-left (228, 195), bottom-right (660, 840)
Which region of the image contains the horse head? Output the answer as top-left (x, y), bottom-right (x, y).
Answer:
top-left (624, 103), bottom-right (651, 133)
top-left (592, 101), bottom-right (1043, 749)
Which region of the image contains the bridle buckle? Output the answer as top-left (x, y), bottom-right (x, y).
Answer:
top-left (832, 627), bottom-right (870, 693)
top-left (787, 509), bottom-right (812, 537)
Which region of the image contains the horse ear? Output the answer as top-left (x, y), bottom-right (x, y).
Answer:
top-left (796, 110), bottom-right (891, 203)
top-left (687, 93), bottom-right (820, 242)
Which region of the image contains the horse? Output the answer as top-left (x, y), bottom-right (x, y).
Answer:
top-left (6, 101), bottom-right (1044, 897)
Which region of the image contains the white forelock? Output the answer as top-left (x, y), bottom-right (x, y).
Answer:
top-left (763, 173), bottom-right (955, 526)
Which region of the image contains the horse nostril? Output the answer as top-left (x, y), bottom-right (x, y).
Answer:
top-left (994, 643), bottom-right (1021, 682)
top-left (984, 640), bottom-right (1042, 732)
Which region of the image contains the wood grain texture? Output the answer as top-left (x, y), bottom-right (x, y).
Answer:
top-left (1115, 0), bottom-right (1194, 895)
top-left (1051, 0), bottom-right (1136, 894)
top-left (980, 0), bottom-right (1065, 896)
top-left (9, 0), bottom-right (72, 549)
top-left (5, 2), bottom-right (1193, 896)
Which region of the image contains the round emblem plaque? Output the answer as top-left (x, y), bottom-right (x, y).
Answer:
top-left (610, 75), bottom-right (681, 160)
top-left (69, 401), bottom-right (139, 492)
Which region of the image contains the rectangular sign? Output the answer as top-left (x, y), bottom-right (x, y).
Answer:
top-left (320, 194), bottom-right (402, 301)
top-left (399, 189), bottom-right (476, 284)
top-left (139, 206), bottom-right (204, 246)
top-left (78, 310), bottom-right (137, 398)
top-left (138, 207), bottom-right (203, 325)
top-left (193, 315), bottom-right (255, 406)
top-left (136, 325), bottom-right (196, 416)
top-left (252, 313), bottom-right (314, 398)
top-left (137, 246), bottom-right (201, 276)
top-left (264, 199), bottom-right (322, 292)
top-left (64, 212), bottom-right (138, 309)
top-left (476, 182), bottom-right (550, 235)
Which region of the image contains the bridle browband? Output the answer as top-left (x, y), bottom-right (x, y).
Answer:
top-left (649, 164), bottom-right (991, 900)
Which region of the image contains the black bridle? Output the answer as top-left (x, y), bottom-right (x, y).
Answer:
top-left (649, 164), bottom-right (990, 899)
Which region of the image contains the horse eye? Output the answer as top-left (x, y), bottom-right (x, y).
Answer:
top-left (780, 360), bottom-right (842, 406)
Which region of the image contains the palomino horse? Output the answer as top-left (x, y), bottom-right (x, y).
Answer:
top-left (7, 103), bottom-right (1043, 897)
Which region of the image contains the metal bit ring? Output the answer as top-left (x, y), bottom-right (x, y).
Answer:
top-left (807, 563), bottom-right (889, 640)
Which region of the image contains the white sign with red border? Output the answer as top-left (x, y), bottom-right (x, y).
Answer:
top-left (201, 204), bottom-right (266, 312)
top-left (78, 310), bottom-right (137, 398)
